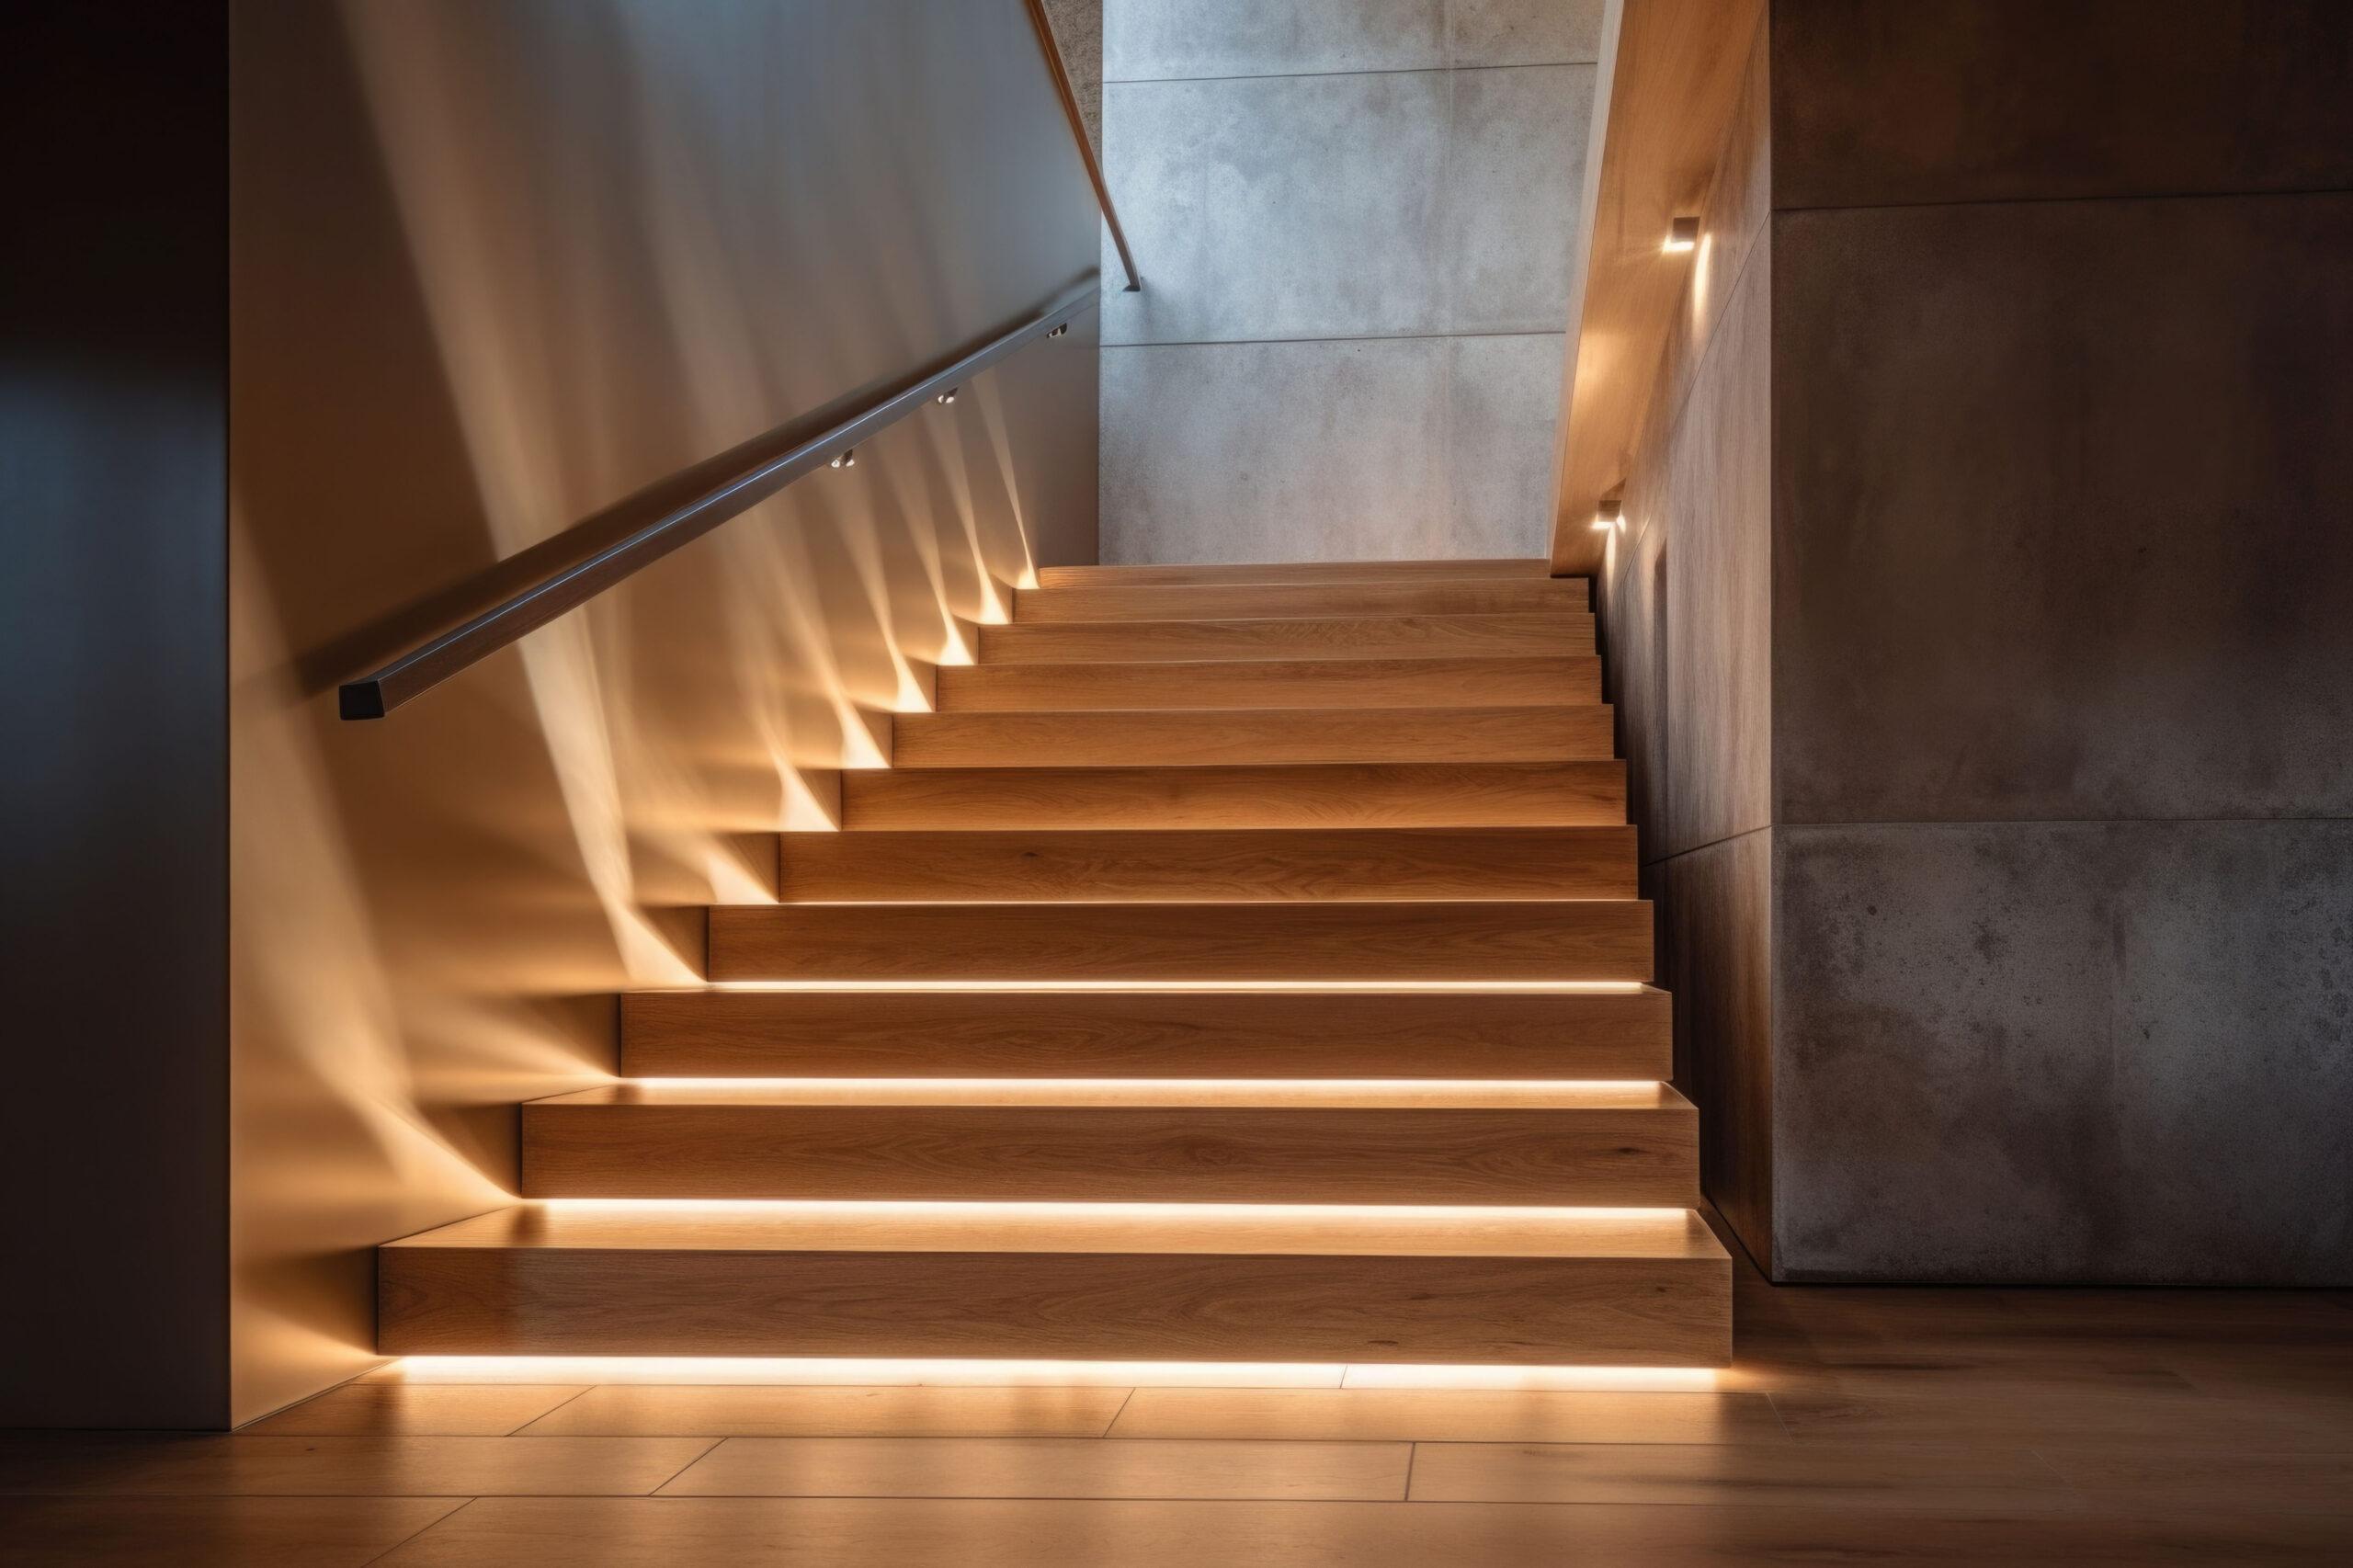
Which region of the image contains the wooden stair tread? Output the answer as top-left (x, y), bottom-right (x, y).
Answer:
top-left (938, 657), bottom-right (1598, 711)
top-left (706, 899), bottom-right (1654, 982)
top-left (385, 1202), bottom-right (1723, 1260)
top-left (536, 1082), bottom-right (1684, 1109)
top-left (619, 985), bottom-right (1672, 1080)
top-left (1012, 579), bottom-right (1590, 624)
top-left (842, 761), bottom-right (1626, 830)
top-left (980, 612), bottom-right (1593, 665)
top-left (1032, 558), bottom-right (1554, 587)
top-left (891, 706), bottom-right (1613, 767)
top-left (776, 826), bottom-right (1636, 901)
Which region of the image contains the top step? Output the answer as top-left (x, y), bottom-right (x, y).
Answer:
top-left (1033, 559), bottom-right (1553, 588)
top-left (1015, 578), bottom-right (1592, 624)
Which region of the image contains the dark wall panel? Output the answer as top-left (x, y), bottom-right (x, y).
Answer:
top-left (1773, 192), bottom-right (2353, 827)
top-left (0, 3), bottom-right (232, 1426)
top-left (1773, 0), bottom-right (2353, 210)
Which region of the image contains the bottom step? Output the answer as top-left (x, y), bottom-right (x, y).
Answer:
top-left (379, 1204), bottom-right (1729, 1367)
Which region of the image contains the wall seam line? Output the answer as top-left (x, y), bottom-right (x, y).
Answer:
top-left (1105, 60), bottom-right (1598, 87)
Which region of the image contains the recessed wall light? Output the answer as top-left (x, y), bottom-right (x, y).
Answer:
top-left (1664, 216), bottom-right (1699, 254)
top-left (829, 449), bottom-right (857, 469)
top-left (1591, 496), bottom-right (1623, 532)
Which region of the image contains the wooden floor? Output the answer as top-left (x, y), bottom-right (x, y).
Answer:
top-left (6, 1228), bottom-right (2347, 1565)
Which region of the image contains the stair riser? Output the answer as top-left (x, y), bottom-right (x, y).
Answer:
top-left (1032, 559), bottom-right (1557, 588)
top-left (379, 1249), bottom-right (1731, 1365)
top-left (937, 658), bottom-right (1600, 711)
top-left (842, 762), bottom-right (1627, 831)
top-left (775, 827), bottom-right (1638, 902)
top-left (1013, 580), bottom-right (1590, 623)
top-left (707, 903), bottom-right (1654, 983)
top-left (620, 990), bottom-right (1674, 1079)
top-left (980, 613), bottom-right (1594, 665)
top-left (891, 708), bottom-right (1613, 768)
top-left (521, 1106), bottom-right (1699, 1205)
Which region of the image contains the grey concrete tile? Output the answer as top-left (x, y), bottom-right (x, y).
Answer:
top-left (1772, 192), bottom-right (2353, 824)
top-left (1774, 820), bottom-right (2353, 1286)
top-left (1100, 73), bottom-right (1449, 345)
top-left (1447, 0), bottom-right (1608, 67)
top-left (1101, 337), bottom-right (1455, 563)
top-left (1443, 332), bottom-right (1563, 559)
top-left (1106, 0), bottom-right (1445, 82)
top-left (1773, 0), bottom-right (2353, 209)
top-left (1438, 64), bottom-right (1593, 334)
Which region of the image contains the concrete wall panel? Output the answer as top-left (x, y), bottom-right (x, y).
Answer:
top-left (1775, 821), bottom-right (2353, 1284)
top-left (1773, 192), bottom-right (2353, 826)
top-left (1106, 0), bottom-right (1603, 80)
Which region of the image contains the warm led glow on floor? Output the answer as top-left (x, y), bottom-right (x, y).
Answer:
top-left (373, 1356), bottom-right (1720, 1390)
top-left (697, 979), bottom-right (1654, 994)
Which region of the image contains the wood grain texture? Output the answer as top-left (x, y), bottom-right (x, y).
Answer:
top-left (0, 1496), bottom-right (465, 1568)
top-left (656, 1436), bottom-right (1411, 1500)
top-left (1013, 579), bottom-right (1591, 624)
top-left (936, 657), bottom-right (1600, 710)
top-left (620, 985), bottom-right (1674, 1079)
top-left (842, 761), bottom-right (1627, 830)
top-left (366, 1495), bottom-right (2353, 1567)
top-left (518, 1084), bottom-right (1699, 1205)
top-left (890, 705), bottom-right (1613, 767)
top-left (1032, 559), bottom-right (1552, 588)
top-left (518, 1386), bottom-right (1128, 1439)
top-left (979, 612), bottom-right (1594, 664)
top-left (0, 1434), bottom-right (716, 1496)
top-left (1405, 1440), bottom-right (2078, 1511)
top-left (775, 827), bottom-right (1639, 902)
top-left (379, 1247), bottom-right (1728, 1365)
top-left (1548, 0), bottom-right (1768, 573)
top-left (1108, 1388), bottom-right (1786, 1444)
top-left (241, 1383), bottom-right (589, 1437)
top-left (706, 900), bottom-right (1654, 982)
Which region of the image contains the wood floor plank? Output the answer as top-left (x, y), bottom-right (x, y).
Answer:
top-left (656, 1437), bottom-right (1410, 1500)
top-left (241, 1383), bottom-right (589, 1436)
top-left (1406, 1439), bottom-right (2080, 1513)
top-left (979, 612), bottom-right (1594, 665)
top-left (1012, 578), bottom-right (1590, 622)
top-left (1769, 1387), bottom-right (2352, 1453)
top-left (519, 1083), bottom-right (1699, 1205)
top-left (620, 984), bottom-right (1673, 1080)
top-left (378, 1497), bottom-right (2353, 1568)
top-left (0, 1434), bottom-right (715, 1495)
top-left (935, 657), bottom-right (1599, 711)
top-left (519, 1386), bottom-right (1130, 1439)
top-left (705, 900), bottom-right (1654, 983)
top-left (0, 1495), bottom-right (465, 1568)
top-left (774, 826), bottom-right (1638, 902)
top-left (2037, 1447), bottom-right (2353, 1516)
top-left (841, 761), bottom-right (1627, 830)
top-left (1106, 1389), bottom-right (1787, 1445)
top-left (890, 705), bottom-right (1612, 767)
top-left (1032, 559), bottom-right (1552, 588)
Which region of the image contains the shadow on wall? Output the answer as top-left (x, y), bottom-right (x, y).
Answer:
top-left (227, 0), bottom-right (1098, 1421)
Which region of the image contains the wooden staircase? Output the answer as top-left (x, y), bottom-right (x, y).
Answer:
top-left (379, 558), bottom-right (1731, 1367)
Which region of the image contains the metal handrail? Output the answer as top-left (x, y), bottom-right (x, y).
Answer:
top-left (1023, 0), bottom-right (1139, 292)
top-left (338, 276), bottom-right (1101, 719)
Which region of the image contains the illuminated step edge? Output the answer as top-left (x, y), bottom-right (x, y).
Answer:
top-left (378, 1202), bottom-right (1732, 1366)
top-left (369, 1356), bottom-right (1720, 1391)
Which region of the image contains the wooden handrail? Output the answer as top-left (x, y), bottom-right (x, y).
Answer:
top-left (1023, 0), bottom-right (1140, 292)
